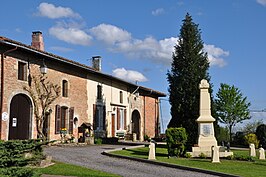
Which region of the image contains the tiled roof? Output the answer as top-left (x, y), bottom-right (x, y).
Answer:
top-left (0, 36), bottom-right (166, 97)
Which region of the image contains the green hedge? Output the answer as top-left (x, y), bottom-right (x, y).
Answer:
top-left (166, 127), bottom-right (188, 157)
top-left (0, 139), bottom-right (46, 177)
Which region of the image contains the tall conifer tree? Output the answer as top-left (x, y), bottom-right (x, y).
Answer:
top-left (167, 13), bottom-right (211, 145)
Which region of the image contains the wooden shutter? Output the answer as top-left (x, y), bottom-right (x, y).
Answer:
top-left (55, 105), bottom-right (61, 134)
top-left (117, 108), bottom-right (120, 130)
top-left (103, 106), bottom-right (106, 130)
top-left (124, 109), bottom-right (127, 130)
top-left (93, 104), bottom-right (97, 130)
top-left (69, 107), bottom-right (74, 134)
top-left (111, 114), bottom-right (115, 137)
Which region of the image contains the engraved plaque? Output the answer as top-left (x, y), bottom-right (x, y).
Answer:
top-left (202, 124), bottom-right (211, 137)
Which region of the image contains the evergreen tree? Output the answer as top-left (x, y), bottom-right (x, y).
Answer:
top-left (167, 13), bottom-right (211, 146)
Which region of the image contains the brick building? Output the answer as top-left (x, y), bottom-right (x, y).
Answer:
top-left (0, 32), bottom-right (166, 141)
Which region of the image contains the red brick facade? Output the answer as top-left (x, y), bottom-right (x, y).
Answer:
top-left (0, 53), bottom-right (88, 140)
top-left (143, 96), bottom-right (160, 138)
top-left (0, 33), bottom-right (165, 141)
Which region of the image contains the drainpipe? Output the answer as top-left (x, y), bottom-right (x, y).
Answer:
top-left (143, 96), bottom-right (146, 140)
top-left (0, 46), bottom-right (17, 137)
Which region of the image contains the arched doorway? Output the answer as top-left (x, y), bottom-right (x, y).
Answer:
top-left (9, 94), bottom-right (32, 140)
top-left (132, 110), bottom-right (140, 140)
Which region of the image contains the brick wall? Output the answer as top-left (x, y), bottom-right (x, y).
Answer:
top-left (45, 65), bottom-right (88, 141)
top-left (0, 50), bottom-right (162, 141)
top-left (0, 53), bottom-right (88, 141)
top-left (143, 96), bottom-right (159, 138)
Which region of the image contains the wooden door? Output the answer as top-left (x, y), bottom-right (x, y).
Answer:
top-left (111, 114), bottom-right (115, 137)
top-left (132, 110), bottom-right (140, 140)
top-left (9, 94), bottom-right (31, 140)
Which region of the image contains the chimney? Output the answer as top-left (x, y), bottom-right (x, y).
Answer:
top-left (31, 31), bottom-right (44, 51)
top-left (92, 56), bottom-right (101, 71)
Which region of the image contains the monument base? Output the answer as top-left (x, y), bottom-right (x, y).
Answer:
top-left (189, 146), bottom-right (233, 157)
top-left (198, 135), bottom-right (217, 147)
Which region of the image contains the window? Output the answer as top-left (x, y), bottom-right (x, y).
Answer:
top-left (62, 80), bottom-right (68, 97)
top-left (97, 85), bottom-right (102, 100)
top-left (120, 91), bottom-right (123, 104)
top-left (55, 105), bottom-right (74, 134)
top-left (117, 108), bottom-right (127, 130)
top-left (93, 104), bottom-right (106, 130)
top-left (18, 61), bottom-right (27, 81)
top-left (60, 107), bottom-right (67, 129)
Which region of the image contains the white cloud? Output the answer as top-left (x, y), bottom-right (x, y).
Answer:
top-left (39, 2), bottom-right (227, 69)
top-left (38, 2), bottom-right (81, 19)
top-left (112, 68), bottom-right (148, 83)
top-left (152, 8), bottom-right (165, 16)
top-left (90, 24), bottom-right (131, 44)
top-left (89, 24), bottom-right (174, 65)
top-left (15, 28), bottom-right (22, 33)
top-left (49, 26), bottom-right (92, 46)
top-left (257, 0), bottom-right (266, 6)
top-left (89, 24), bottom-right (229, 67)
top-left (111, 36), bottom-right (176, 66)
top-left (50, 46), bottom-right (74, 52)
top-left (203, 44), bottom-right (229, 67)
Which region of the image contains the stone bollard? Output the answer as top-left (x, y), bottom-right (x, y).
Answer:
top-left (259, 147), bottom-right (265, 160)
top-left (211, 146), bottom-right (220, 163)
top-left (133, 133), bottom-right (137, 142)
top-left (148, 141), bottom-right (156, 160)
top-left (249, 144), bottom-right (256, 157)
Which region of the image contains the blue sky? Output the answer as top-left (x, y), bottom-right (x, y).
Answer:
top-left (1, 0), bottom-right (266, 132)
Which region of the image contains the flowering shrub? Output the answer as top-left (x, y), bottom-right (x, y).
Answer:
top-left (245, 133), bottom-right (259, 148)
top-left (60, 128), bottom-right (68, 143)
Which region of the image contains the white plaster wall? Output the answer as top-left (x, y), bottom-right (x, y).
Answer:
top-left (87, 75), bottom-right (130, 137)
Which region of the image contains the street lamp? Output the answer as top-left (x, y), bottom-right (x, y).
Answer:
top-left (40, 59), bottom-right (47, 74)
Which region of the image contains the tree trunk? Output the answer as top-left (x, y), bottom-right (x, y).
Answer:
top-left (36, 118), bottom-right (46, 140)
top-left (229, 124), bottom-right (232, 143)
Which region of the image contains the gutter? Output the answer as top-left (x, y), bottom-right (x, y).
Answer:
top-left (0, 46), bottom-right (17, 138)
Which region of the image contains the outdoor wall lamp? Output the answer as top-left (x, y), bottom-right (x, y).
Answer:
top-left (40, 59), bottom-right (48, 74)
top-left (45, 108), bottom-right (52, 114)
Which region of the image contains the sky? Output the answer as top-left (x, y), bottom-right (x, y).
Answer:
top-left (1, 0), bottom-right (266, 132)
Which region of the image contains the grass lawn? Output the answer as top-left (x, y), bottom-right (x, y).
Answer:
top-left (35, 161), bottom-right (120, 177)
top-left (110, 145), bottom-right (266, 177)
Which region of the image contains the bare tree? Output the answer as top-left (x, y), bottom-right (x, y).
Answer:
top-left (24, 74), bottom-right (60, 140)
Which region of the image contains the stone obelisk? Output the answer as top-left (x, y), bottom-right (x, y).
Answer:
top-left (191, 79), bottom-right (217, 157)
top-left (196, 79), bottom-right (217, 148)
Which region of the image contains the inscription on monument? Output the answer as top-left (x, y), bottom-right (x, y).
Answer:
top-left (201, 124), bottom-right (211, 136)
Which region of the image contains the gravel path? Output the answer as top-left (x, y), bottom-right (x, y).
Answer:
top-left (44, 144), bottom-right (218, 177)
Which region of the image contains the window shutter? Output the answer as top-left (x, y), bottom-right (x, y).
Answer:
top-left (124, 109), bottom-right (127, 130)
top-left (23, 63), bottom-right (27, 81)
top-left (93, 104), bottom-right (97, 130)
top-left (69, 107), bottom-right (74, 134)
top-left (55, 105), bottom-right (61, 134)
top-left (103, 106), bottom-right (106, 130)
top-left (117, 108), bottom-right (120, 130)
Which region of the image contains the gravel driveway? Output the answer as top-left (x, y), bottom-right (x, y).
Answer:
top-left (44, 144), bottom-right (219, 177)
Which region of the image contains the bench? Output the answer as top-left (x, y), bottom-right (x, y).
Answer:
top-left (116, 131), bottom-right (125, 139)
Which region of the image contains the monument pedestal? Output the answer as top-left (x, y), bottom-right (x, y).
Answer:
top-left (191, 146), bottom-right (233, 157)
